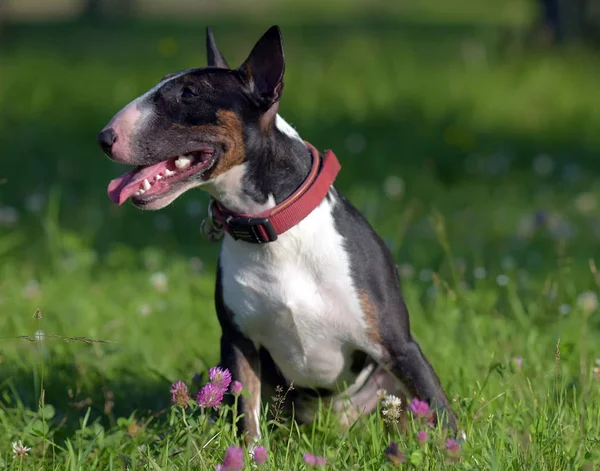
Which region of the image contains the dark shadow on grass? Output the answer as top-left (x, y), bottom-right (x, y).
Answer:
top-left (0, 349), bottom-right (212, 443)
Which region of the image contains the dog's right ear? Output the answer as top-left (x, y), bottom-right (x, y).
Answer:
top-left (206, 27), bottom-right (230, 69)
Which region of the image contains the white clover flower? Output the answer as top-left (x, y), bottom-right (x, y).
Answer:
top-left (474, 267), bottom-right (487, 280)
top-left (496, 274), bottom-right (509, 287)
top-left (381, 394), bottom-right (403, 425)
top-left (383, 176), bottom-right (405, 200)
top-left (12, 440), bottom-right (31, 458)
top-left (149, 272), bottom-right (168, 293)
top-left (577, 291), bottom-right (598, 314)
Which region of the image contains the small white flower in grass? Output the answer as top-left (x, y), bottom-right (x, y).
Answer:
top-left (22, 280), bottom-right (40, 299)
top-left (474, 267), bottom-right (487, 280)
top-left (138, 303), bottom-right (152, 317)
top-left (516, 214), bottom-right (535, 240)
top-left (496, 274), bottom-right (509, 287)
top-left (383, 176), bottom-right (405, 200)
top-left (0, 206), bottom-right (19, 227)
top-left (12, 440), bottom-right (31, 458)
top-left (188, 257), bottom-right (204, 274)
top-left (577, 291), bottom-right (598, 314)
top-left (549, 218), bottom-right (576, 241)
top-left (398, 263), bottom-right (414, 279)
top-left (533, 153), bottom-right (554, 177)
top-left (559, 304), bottom-right (571, 316)
top-left (575, 192), bottom-right (596, 214)
top-left (149, 272), bottom-right (168, 293)
top-left (426, 285), bottom-right (439, 299)
top-left (25, 193), bottom-right (45, 213)
top-left (381, 394), bottom-right (402, 425)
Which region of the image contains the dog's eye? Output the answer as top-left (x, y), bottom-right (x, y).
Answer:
top-left (181, 87), bottom-right (197, 99)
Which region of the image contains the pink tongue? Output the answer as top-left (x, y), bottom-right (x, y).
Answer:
top-left (107, 160), bottom-right (170, 205)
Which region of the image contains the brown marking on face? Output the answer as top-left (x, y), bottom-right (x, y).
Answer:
top-left (359, 290), bottom-right (383, 346)
top-left (234, 350), bottom-right (261, 444)
top-left (196, 109), bottom-right (246, 180)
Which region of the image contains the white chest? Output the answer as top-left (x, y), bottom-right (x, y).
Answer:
top-left (220, 196), bottom-right (372, 389)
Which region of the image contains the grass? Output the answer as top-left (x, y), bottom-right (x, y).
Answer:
top-left (1, 0), bottom-right (600, 468)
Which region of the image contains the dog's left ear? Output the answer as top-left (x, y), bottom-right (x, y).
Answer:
top-left (206, 27), bottom-right (230, 69)
top-left (238, 25), bottom-right (284, 109)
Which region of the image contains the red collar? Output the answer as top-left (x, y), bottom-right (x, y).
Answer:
top-left (210, 141), bottom-right (341, 244)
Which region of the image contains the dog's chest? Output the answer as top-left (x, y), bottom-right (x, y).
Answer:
top-left (220, 197), bottom-right (370, 389)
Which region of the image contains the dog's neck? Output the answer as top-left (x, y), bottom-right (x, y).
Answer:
top-left (204, 115), bottom-right (312, 215)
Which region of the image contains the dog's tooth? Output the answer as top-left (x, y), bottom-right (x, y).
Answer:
top-left (143, 179), bottom-right (151, 190)
top-left (164, 169), bottom-right (175, 177)
top-left (134, 190), bottom-right (141, 196)
top-left (138, 189), bottom-right (146, 195)
top-left (155, 174), bottom-right (163, 180)
top-left (174, 155), bottom-right (192, 169)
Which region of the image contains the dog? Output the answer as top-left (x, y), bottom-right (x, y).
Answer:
top-left (98, 25), bottom-right (459, 443)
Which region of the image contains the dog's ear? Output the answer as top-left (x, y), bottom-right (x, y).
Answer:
top-left (206, 27), bottom-right (230, 69)
top-left (238, 25), bottom-right (284, 108)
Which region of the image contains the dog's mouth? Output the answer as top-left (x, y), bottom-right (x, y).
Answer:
top-left (107, 149), bottom-right (215, 206)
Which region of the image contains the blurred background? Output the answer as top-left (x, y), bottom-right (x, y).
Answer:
top-left (1, 0), bottom-right (600, 426)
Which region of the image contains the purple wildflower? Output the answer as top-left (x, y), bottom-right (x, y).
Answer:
top-left (416, 430), bottom-right (428, 444)
top-left (303, 453), bottom-right (326, 466)
top-left (446, 438), bottom-right (461, 454)
top-left (409, 398), bottom-right (430, 417)
top-left (170, 380), bottom-right (190, 409)
top-left (230, 380), bottom-right (243, 396)
top-left (512, 357), bottom-right (523, 371)
top-left (209, 367), bottom-right (232, 390)
top-left (385, 441), bottom-right (406, 465)
top-left (196, 383), bottom-right (224, 409)
top-left (252, 446), bottom-right (268, 465)
top-left (216, 446), bottom-right (244, 471)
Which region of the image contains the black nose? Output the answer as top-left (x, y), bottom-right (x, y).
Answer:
top-left (97, 128), bottom-right (117, 156)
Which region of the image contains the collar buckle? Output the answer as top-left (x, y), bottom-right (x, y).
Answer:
top-left (226, 216), bottom-right (278, 244)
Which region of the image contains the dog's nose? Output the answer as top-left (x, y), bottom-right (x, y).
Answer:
top-left (97, 128), bottom-right (118, 156)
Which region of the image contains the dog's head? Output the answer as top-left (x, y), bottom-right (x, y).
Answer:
top-left (99, 26), bottom-right (286, 210)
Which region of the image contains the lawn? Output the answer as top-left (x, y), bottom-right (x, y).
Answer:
top-left (0, 1), bottom-right (599, 469)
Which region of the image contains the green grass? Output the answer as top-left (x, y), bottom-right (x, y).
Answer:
top-left (1, 1), bottom-right (600, 468)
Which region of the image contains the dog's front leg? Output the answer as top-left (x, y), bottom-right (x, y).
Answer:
top-left (220, 330), bottom-right (262, 445)
top-left (382, 338), bottom-right (458, 432)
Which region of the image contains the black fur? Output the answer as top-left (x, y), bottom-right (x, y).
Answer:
top-left (99, 24), bottom-right (458, 442)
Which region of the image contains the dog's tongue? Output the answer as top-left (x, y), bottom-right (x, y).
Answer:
top-left (107, 161), bottom-right (169, 205)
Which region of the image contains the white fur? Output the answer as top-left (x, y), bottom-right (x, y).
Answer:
top-left (275, 114), bottom-right (302, 140)
top-left (220, 192), bottom-right (382, 390)
top-left (204, 163), bottom-right (275, 215)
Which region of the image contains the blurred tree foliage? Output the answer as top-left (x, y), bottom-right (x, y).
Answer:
top-left (82, 0), bottom-right (134, 20)
top-left (536, 0), bottom-right (600, 45)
